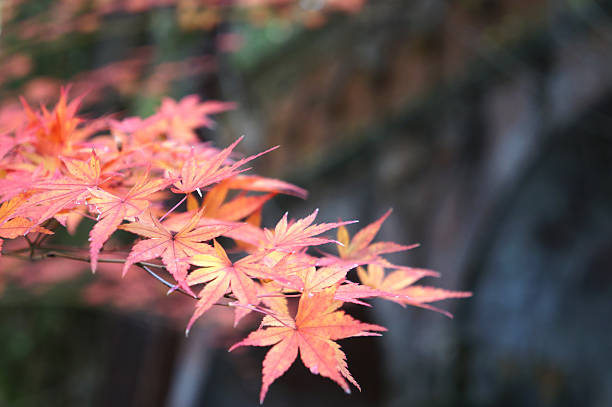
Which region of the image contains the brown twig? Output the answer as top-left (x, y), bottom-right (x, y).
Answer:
top-left (6, 247), bottom-right (240, 306)
top-left (41, 250), bottom-right (165, 269)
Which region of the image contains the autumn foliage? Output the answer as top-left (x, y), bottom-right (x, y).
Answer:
top-left (0, 89), bottom-right (471, 402)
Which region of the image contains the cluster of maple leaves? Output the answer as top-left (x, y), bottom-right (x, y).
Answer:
top-left (0, 89), bottom-right (470, 403)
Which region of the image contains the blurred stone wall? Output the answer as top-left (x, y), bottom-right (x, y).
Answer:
top-left (214, 1), bottom-right (612, 406)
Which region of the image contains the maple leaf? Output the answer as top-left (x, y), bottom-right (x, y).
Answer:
top-left (230, 287), bottom-right (386, 403)
top-left (223, 175), bottom-right (308, 199)
top-left (186, 240), bottom-right (286, 333)
top-left (18, 151), bottom-right (102, 224)
top-left (261, 209), bottom-right (356, 253)
top-left (208, 193), bottom-right (276, 222)
top-left (170, 136), bottom-right (278, 195)
top-left (0, 133), bottom-right (21, 161)
top-left (119, 208), bottom-right (236, 295)
top-left (0, 195), bottom-right (52, 253)
top-left (0, 84), bottom-right (474, 407)
top-left (357, 264), bottom-right (472, 317)
top-left (268, 252), bottom-right (353, 293)
top-left (0, 168), bottom-right (43, 202)
top-left (317, 209), bottom-right (418, 269)
top-left (184, 175), bottom-right (307, 224)
top-left (86, 172), bottom-right (171, 272)
top-left (268, 253), bottom-right (384, 306)
top-left (149, 95), bottom-right (236, 143)
top-left (199, 181), bottom-right (277, 222)
top-left (334, 281), bottom-right (387, 305)
top-left (20, 88), bottom-right (101, 163)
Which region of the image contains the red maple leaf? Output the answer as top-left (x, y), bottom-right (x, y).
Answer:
top-left (230, 287), bottom-right (386, 403)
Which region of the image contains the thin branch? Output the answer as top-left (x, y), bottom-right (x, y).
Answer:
top-left (5, 246), bottom-right (256, 316)
top-left (33, 230), bottom-right (46, 247)
top-left (23, 235), bottom-right (36, 259)
top-left (42, 251), bottom-right (165, 269)
top-left (14, 247), bottom-right (236, 305)
top-left (38, 245), bottom-right (127, 253)
top-left (3, 246), bottom-right (32, 256)
top-left (23, 235), bottom-right (34, 248)
top-left (257, 292), bottom-right (301, 299)
top-left (34, 231), bottom-right (53, 248)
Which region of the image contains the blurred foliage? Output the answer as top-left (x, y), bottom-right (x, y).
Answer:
top-left (0, 0), bottom-right (366, 114)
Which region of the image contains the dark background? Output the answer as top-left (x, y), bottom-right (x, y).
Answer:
top-left (1, 0), bottom-right (612, 406)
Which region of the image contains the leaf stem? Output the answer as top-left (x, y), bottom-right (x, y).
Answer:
top-left (160, 194), bottom-right (187, 221)
top-left (230, 303), bottom-right (292, 329)
top-left (140, 264), bottom-right (199, 299)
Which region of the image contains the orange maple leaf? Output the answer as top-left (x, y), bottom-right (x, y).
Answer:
top-left (0, 169), bottom-right (42, 202)
top-left (86, 172), bottom-right (171, 272)
top-left (357, 263), bottom-right (472, 317)
top-left (19, 88), bottom-right (102, 168)
top-left (186, 240), bottom-right (285, 333)
top-left (19, 151), bottom-right (101, 224)
top-left (317, 209), bottom-right (418, 268)
top-left (0, 195), bottom-right (52, 254)
top-left (170, 136), bottom-right (278, 195)
top-left (268, 252), bottom-right (354, 293)
top-left (149, 95), bottom-right (236, 143)
top-left (198, 181), bottom-right (277, 222)
top-left (230, 287), bottom-right (386, 403)
top-left (261, 209), bottom-right (356, 253)
top-left (268, 253), bottom-right (385, 305)
top-left (119, 208), bottom-right (236, 295)
top-left (223, 175), bottom-right (308, 199)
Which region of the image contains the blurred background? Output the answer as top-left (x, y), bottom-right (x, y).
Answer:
top-left (1, 0), bottom-right (612, 406)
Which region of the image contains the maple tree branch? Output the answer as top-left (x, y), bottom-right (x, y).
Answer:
top-left (257, 292), bottom-right (301, 298)
top-left (3, 247), bottom-right (31, 255)
top-left (41, 245), bottom-right (131, 254)
top-left (2, 252), bottom-right (31, 261)
top-left (3, 249), bottom-right (237, 311)
top-left (40, 251), bottom-right (165, 269)
top-left (4, 247), bottom-right (238, 304)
